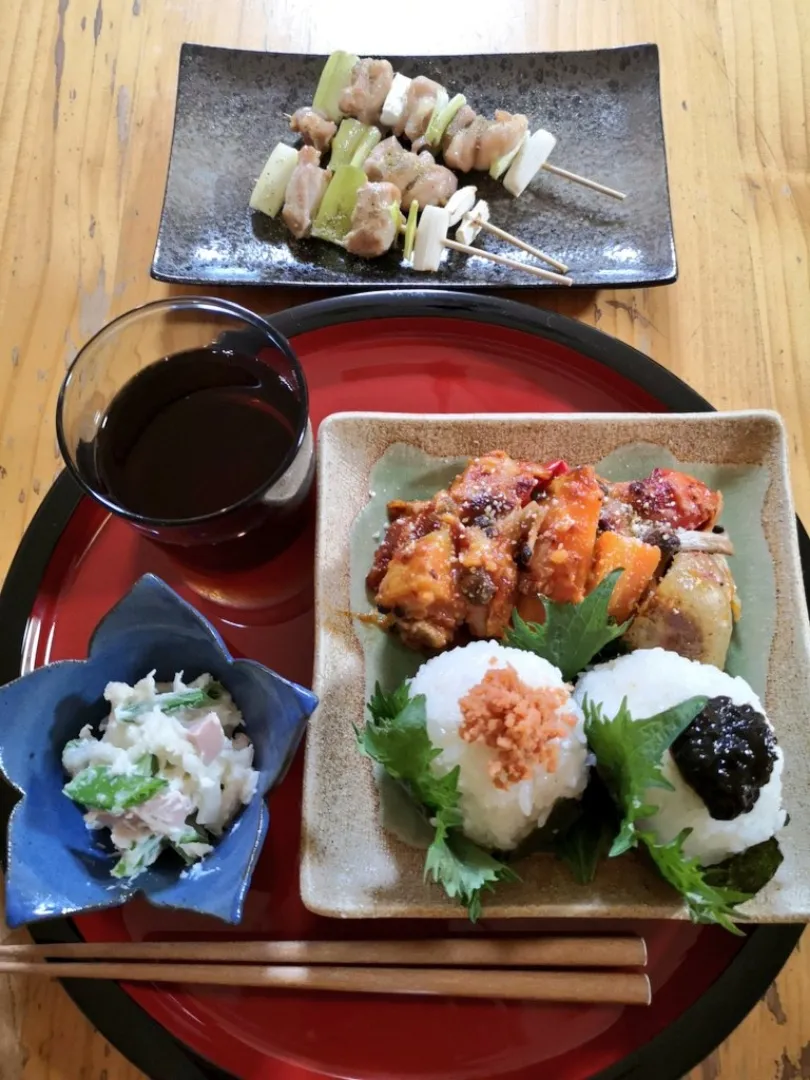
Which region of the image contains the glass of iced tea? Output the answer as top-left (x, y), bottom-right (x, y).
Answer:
top-left (56, 297), bottom-right (314, 572)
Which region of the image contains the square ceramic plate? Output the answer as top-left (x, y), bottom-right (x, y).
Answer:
top-left (152, 44), bottom-right (676, 289)
top-left (303, 410), bottom-right (810, 920)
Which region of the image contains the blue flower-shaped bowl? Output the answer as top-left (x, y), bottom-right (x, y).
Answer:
top-left (0, 574), bottom-right (317, 928)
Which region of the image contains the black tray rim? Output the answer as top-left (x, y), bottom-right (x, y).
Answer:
top-left (0, 289), bottom-right (802, 1080)
top-left (150, 43), bottom-right (677, 292)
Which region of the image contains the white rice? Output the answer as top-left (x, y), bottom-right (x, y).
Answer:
top-left (409, 641), bottom-right (590, 851)
top-left (574, 648), bottom-right (786, 865)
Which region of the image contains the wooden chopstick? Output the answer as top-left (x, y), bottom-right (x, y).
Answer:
top-left (0, 961), bottom-right (651, 1004)
top-left (443, 238), bottom-right (574, 285)
top-left (0, 935), bottom-right (647, 969)
top-left (542, 162), bottom-right (627, 201)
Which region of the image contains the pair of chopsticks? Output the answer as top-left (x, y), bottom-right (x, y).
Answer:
top-left (0, 936), bottom-right (651, 1005)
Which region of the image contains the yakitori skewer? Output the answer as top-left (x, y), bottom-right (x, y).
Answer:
top-left (316, 53), bottom-right (626, 201)
top-left (251, 146), bottom-right (573, 284)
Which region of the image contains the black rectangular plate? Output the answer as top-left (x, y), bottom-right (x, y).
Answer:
top-left (152, 44), bottom-right (676, 290)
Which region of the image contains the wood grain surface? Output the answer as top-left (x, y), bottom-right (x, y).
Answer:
top-left (0, 0), bottom-right (808, 1077)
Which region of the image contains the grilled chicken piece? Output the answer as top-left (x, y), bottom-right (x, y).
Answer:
top-left (458, 526), bottom-right (518, 639)
top-left (609, 468), bottom-right (722, 531)
top-left (338, 58), bottom-right (394, 125)
top-left (365, 136), bottom-right (420, 189)
top-left (442, 105), bottom-right (477, 153)
top-left (403, 150), bottom-right (458, 209)
top-left (444, 115), bottom-right (490, 173)
top-left (623, 552), bottom-right (739, 668)
top-left (345, 181), bottom-right (400, 258)
top-left (522, 466), bottom-right (603, 606)
top-left (448, 451), bottom-right (553, 525)
top-left (459, 502), bottom-right (544, 639)
top-left (475, 111), bottom-right (529, 171)
top-left (289, 107), bottom-right (337, 152)
top-left (397, 76), bottom-right (445, 143)
top-left (367, 499), bottom-right (441, 593)
top-left (374, 524), bottom-right (466, 650)
top-left (281, 147), bottom-right (331, 239)
top-left (364, 137), bottom-right (456, 209)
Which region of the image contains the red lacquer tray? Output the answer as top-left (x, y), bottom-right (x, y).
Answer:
top-left (0, 292), bottom-right (803, 1080)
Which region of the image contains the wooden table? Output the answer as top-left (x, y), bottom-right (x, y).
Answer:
top-left (0, 0), bottom-right (808, 1076)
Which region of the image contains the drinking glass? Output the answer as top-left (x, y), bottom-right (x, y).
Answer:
top-left (56, 297), bottom-right (314, 572)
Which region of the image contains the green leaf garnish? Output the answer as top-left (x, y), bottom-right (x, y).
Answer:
top-left (642, 829), bottom-right (753, 935)
top-left (111, 833), bottom-right (165, 879)
top-left (703, 837), bottom-right (784, 895)
top-left (553, 779), bottom-right (617, 884)
top-left (425, 814), bottom-right (519, 922)
top-left (582, 692), bottom-right (762, 934)
top-left (115, 683), bottom-right (224, 723)
top-left (583, 695), bottom-right (709, 855)
top-left (504, 780), bottom-right (617, 885)
top-left (504, 570), bottom-right (630, 681)
top-left (63, 766), bottom-right (168, 813)
top-left (357, 683), bottom-right (518, 919)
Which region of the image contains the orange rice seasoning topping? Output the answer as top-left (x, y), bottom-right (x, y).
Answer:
top-left (458, 665), bottom-right (574, 789)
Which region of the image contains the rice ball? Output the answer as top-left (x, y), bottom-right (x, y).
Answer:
top-left (574, 648), bottom-right (786, 865)
top-left (409, 641), bottom-right (590, 851)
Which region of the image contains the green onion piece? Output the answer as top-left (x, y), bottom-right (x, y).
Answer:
top-left (403, 199), bottom-right (419, 262)
top-left (249, 143), bottom-right (300, 217)
top-left (311, 165), bottom-right (367, 245)
top-left (490, 136), bottom-right (525, 180)
top-left (312, 51), bottom-right (359, 123)
top-left (424, 93), bottom-right (466, 149)
top-left (349, 126), bottom-right (382, 168)
top-left (329, 118), bottom-right (366, 169)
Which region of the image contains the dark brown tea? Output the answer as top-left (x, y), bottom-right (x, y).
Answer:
top-left (88, 347), bottom-right (299, 521)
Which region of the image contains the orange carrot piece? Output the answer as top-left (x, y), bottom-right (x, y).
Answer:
top-left (528, 466), bottom-right (603, 604)
top-left (586, 532), bottom-right (661, 623)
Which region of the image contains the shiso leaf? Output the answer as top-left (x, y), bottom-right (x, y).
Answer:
top-left (425, 814), bottom-right (519, 922)
top-left (506, 780), bottom-right (618, 885)
top-left (357, 683), bottom-right (518, 918)
top-left (552, 779), bottom-right (617, 884)
top-left (507, 796), bottom-right (586, 860)
top-left (703, 837), bottom-right (784, 895)
top-left (582, 693), bottom-right (763, 934)
top-left (582, 695), bottom-right (709, 855)
top-left (63, 766), bottom-right (168, 813)
top-left (642, 829), bottom-right (753, 935)
top-left (504, 569), bottom-right (631, 682)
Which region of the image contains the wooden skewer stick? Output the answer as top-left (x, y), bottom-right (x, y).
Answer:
top-left (1, 935), bottom-right (647, 969)
top-left (471, 218), bottom-right (569, 273)
top-left (0, 961), bottom-right (651, 1004)
top-left (542, 162), bottom-right (627, 201)
top-left (443, 238), bottom-right (573, 285)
